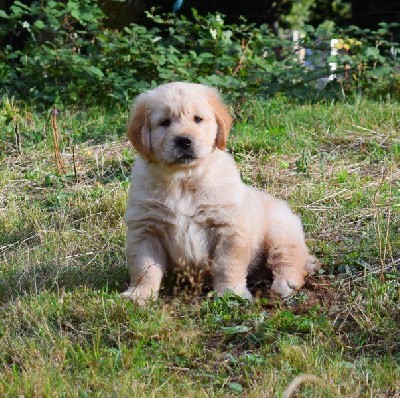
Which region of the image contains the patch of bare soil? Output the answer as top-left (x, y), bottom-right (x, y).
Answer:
top-left (161, 264), bottom-right (337, 313)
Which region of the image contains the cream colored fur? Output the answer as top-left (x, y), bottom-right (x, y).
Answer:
top-left (122, 82), bottom-right (318, 304)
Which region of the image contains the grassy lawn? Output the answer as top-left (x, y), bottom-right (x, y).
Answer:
top-left (0, 97), bottom-right (399, 397)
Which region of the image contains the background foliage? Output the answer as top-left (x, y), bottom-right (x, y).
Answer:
top-left (0, 0), bottom-right (399, 107)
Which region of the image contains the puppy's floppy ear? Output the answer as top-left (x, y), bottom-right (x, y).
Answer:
top-left (207, 89), bottom-right (232, 150)
top-left (127, 94), bottom-right (151, 157)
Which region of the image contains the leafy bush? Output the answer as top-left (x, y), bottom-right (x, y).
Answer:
top-left (0, 0), bottom-right (398, 106)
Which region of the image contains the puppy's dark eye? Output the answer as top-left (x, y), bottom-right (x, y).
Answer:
top-left (194, 116), bottom-right (203, 123)
top-left (160, 118), bottom-right (171, 127)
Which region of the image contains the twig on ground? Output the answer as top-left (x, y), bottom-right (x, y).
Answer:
top-left (372, 165), bottom-right (395, 281)
top-left (72, 145), bottom-right (78, 182)
top-left (14, 122), bottom-right (21, 154)
top-left (51, 108), bottom-right (66, 175)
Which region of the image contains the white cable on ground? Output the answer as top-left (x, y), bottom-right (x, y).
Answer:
top-left (282, 374), bottom-right (329, 398)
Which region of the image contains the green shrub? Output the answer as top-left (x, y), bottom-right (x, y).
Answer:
top-left (0, 1), bottom-right (398, 106)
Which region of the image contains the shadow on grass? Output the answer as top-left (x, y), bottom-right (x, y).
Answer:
top-left (1, 256), bottom-right (333, 314)
top-left (0, 261), bottom-right (130, 304)
top-left (0, 259), bottom-right (278, 305)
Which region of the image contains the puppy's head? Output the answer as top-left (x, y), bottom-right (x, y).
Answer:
top-left (127, 82), bottom-right (232, 167)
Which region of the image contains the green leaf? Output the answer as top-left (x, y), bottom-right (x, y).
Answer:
top-left (70, 9), bottom-right (80, 21)
top-left (228, 382), bottom-right (244, 394)
top-left (366, 66), bottom-right (392, 78)
top-left (34, 20), bottom-right (45, 29)
top-left (222, 325), bottom-right (250, 334)
top-left (87, 66), bottom-right (104, 78)
top-left (365, 47), bottom-right (380, 58)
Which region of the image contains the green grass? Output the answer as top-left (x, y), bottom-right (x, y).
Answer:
top-left (0, 97), bottom-right (399, 397)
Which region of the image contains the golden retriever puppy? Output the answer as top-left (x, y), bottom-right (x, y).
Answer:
top-left (122, 82), bottom-right (318, 304)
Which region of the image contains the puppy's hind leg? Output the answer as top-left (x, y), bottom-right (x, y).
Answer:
top-left (122, 229), bottom-right (167, 305)
top-left (264, 198), bottom-right (318, 298)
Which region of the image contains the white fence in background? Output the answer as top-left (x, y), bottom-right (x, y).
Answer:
top-left (292, 30), bottom-right (339, 89)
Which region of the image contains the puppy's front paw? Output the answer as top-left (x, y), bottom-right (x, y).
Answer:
top-left (121, 285), bottom-right (158, 306)
top-left (305, 255), bottom-right (320, 275)
top-left (214, 283), bottom-right (253, 300)
top-left (271, 276), bottom-right (304, 298)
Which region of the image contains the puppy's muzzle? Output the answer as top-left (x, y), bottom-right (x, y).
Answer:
top-left (174, 135), bottom-right (192, 150)
top-left (173, 135), bottom-right (196, 164)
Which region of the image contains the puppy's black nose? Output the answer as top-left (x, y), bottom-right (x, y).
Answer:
top-left (174, 136), bottom-right (192, 150)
